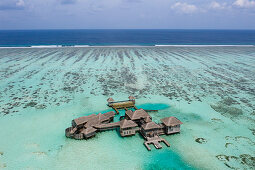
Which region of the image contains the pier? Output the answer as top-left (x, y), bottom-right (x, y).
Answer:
top-left (144, 136), bottom-right (170, 151)
top-left (107, 96), bottom-right (137, 114)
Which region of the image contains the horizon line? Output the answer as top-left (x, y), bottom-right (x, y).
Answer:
top-left (1, 28), bottom-right (255, 31)
top-left (0, 45), bottom-right (254, 49)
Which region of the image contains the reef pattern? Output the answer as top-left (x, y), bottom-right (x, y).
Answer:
top-left (0, 47), bottom-right (254, 169)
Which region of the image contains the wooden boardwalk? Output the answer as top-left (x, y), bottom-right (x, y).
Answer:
top-left (144, 135), bottom-right (170, 151)
top-left (93, 122), bottom-right (120, 131)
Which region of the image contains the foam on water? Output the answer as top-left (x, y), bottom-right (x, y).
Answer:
top-left (0, 45), bottom-right (254, 49)
top-left (0, 47), bottom-right (254, 169)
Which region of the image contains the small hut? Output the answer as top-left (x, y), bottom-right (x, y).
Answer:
top-left (128, 96), bottom-right (135, 101)
top-left (107, 97), bottom-right (115, 103)
top-left (141, 122), bottom-right (161, 138)
top-left (160, 117), bottom-right (183, 134)
top-left (119, 119), bottom-right (138, 137)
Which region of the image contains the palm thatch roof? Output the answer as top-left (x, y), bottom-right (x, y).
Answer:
top-left (97, 113), bottom-right (108, 122)
top-left (103, 111), bottom-right (115, 118)
top-left (160, 117), bottom-right (183, 126)
top-left (107, 97), bottom-right (114, 103)
top-left (73, 114), bottom-right (97, 126)
top-left (126, 109), bottom-right (150, 120)
top-left (142, 122), bottom-right (161, 130)
top-left (120, 119), bottom-right (138, 129)
top-left (81, 127), bottom-right (97, 135)
top-left (128, 96), bottom-right (135, 100)
top-left (144, 116), bottom-right (152, 123)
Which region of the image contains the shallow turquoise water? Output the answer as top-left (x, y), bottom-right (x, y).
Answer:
top-left (0, 47), bottom-right (254, 169)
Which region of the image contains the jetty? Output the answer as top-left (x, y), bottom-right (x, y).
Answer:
top-left (65, 96), bottom-right (183, 151)
top-left (107, 96), bottom-right (137, 114)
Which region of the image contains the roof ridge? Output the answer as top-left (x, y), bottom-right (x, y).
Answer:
top-left (120, 119), bottom-right (137, 128)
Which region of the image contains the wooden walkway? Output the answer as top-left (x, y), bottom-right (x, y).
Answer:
top-left (144, 135), bottom-right (170, 151)
top-left (93, 122), bottom-right (120, 131)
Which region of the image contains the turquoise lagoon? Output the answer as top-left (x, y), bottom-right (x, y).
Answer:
top-left (0, 47), bottom-right (254, 169)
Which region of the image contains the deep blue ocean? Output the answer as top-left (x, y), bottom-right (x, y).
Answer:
top-left (0, 29), bottom-right (255, 46)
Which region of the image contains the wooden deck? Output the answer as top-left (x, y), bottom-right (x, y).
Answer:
top-left (144, 135), bottom-right (170, 151)
top-left (107, 100), bottom-right (137, 114)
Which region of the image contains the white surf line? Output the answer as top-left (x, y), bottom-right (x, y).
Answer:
top-left (0, 46), bottom-right (62, 49)
top-left (73, 45), bottom-right (90, 47)
top-left (0, 44), bottom-right (254, 49)
top-left (155, 45), bottom-right (255, 47)
top-left (0, 45), bottom-right (153, 48)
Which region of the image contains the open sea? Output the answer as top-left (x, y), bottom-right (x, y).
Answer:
top-left (0, 29), bottom-right (255, 46)
top-left (0, 30), bottom-right (255, 170)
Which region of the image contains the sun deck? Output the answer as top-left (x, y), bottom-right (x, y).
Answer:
top-left (144, 136), bottom-right (170, 151)
top-left (107, 96), bottom-right (137, 114)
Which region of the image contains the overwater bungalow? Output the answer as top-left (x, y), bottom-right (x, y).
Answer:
top-left (125, 109), bottom-right (151, 125)
top-left (65, 97), bottom-right (183, 151)
top-left (141, 122), bottom-right (161, 138)
top-left (119, 119), bottom-right (138, 137)
top-left (160, 116), bottom-right (183, 134)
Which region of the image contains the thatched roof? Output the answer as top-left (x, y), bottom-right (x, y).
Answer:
top-left (125, 110), bottom-right (133, 118)
top-left (73, 111), bottom-right (115, 128)
top-left (160, 117), bottom-right (183, 126)
top-left (85, 113), bottom-right (111, 127)
top-left (81, 127), bottom-right (97, 135)
top-left (103, 111), bottom-right (115, 118)
top-left (128, 96), bottom-right (135, 100)
top-left (97, 113), bottom-right (108, 122)
top-left (73, 114), bottom-right (97, 126)
top-left (120, 119), bottom-right (138, 129)
top-left (84, 118), bottom-right (99, 127)
top-left (144, 116), bottom-right (152, 123)
top-left (107, 97), bottom-right (114, 103)
top-left (126, 109), bottom-right (150, 120)
top-left (142, 122), bottom-right (161, 130)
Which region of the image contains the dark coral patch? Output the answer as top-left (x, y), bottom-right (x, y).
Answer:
top-left (195, 138), bottom-right (207, 144)
top-left (211, 103), bottom-right (243, 117)
top-left (35, 104), bottom-right (47, 109)
top-left (225, 143), bottom-right (233, 148)
top-left (221, 97), bottom-right (237, 105)
top-left (216, 154), bottom-right (255, 169)
top-left (240, 154), bottom-right (255, 167)
top-left (25, 101), bottom-right (37, 107)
